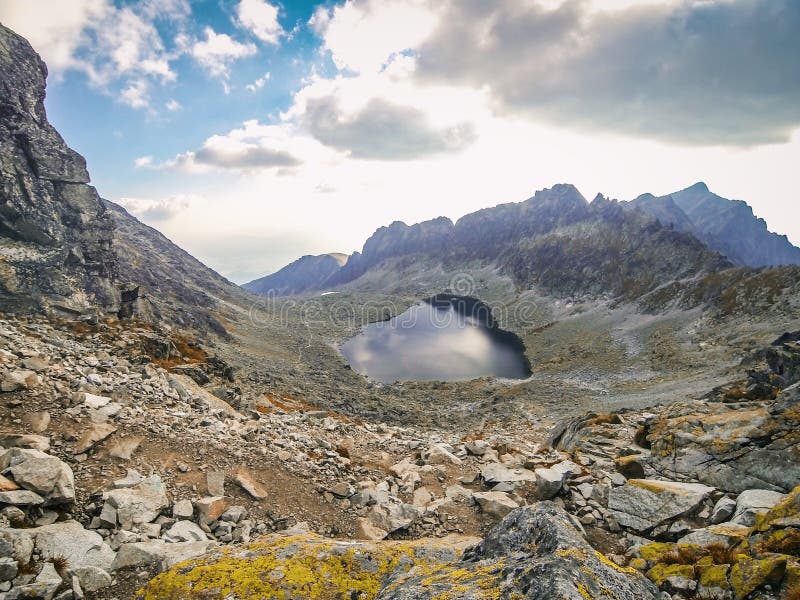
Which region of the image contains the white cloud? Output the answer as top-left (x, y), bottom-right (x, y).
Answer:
top-left (190, 27), bottom-right (257, 90)
top-left (117, 194), bottom-right (197, 222)
top-left (309, 0), bottom-right (439, 73)
top-left (119, 79), bottom-right (150, 109)
top-left (236, 0), bottom-right (283, 45)
top-left (134, 155), bottom-right (154, 168)
top-left (154, 120), bottom-right (325, 173)
top-left (0, 0), bottom-right (185, 111)
top-left (165, 98), bottom-right (182, 111)
top-left (246, 71), bottom-right (271, 92)
top-left (0, 0), bottom-right (107, 72)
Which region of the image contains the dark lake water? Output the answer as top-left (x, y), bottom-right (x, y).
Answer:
top-left (339, 295), bottom-right (532, 383)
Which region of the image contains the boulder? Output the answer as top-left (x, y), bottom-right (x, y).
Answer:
top-left (378, 503), bottom-right (658, 599)
top-left (1, 370), bottom-right (39, 392)
top-left (103, 474), bottom-right (169, 528)
top-left (710, 496), bottom-right (737, 524)
top-left (0, 556), bottom-right (18, 581)
top-left (195, 497), bottom-right (230, 525)
top-left (608, 480), bottom-right (715, 533)
top-left (4, 451), bottom-right (74, 505)
top-left (206, 471), bottom-right (225, 497)
top-left (0, 530), bottom-right (34, 563)
top-left (646, 383), bottom-right (800, 493)
top-left (32, 521), bottom-right (115, 572)
top-left (480, 463), bottom-right (535, 485)
top-left (112, 540), bottom-right (215, 572)
top-left (0, 490), bottom-right (44, 505)
top-left (731, 489), bottom-right (785, 526)
top-left (233, 468), bottom-right (268, 500)
top-left (534, 467), bottom-right (564, 499)
top-left (172, 499), bottom-right (194, 520)
top-left (74, 423), bottom-right (116, 454)
top-left (0, 435), bottom-right (49, 452)
top-left (164, 520), bottom-right (208, 543)
top-left (422, 443), bottom-right (462, 466)
top-left (139, 532), bottom-right (475, 599)
top-left (70, 565), bottom-right (113, 592)
top-left (472, 491), bottom-right (519, 518)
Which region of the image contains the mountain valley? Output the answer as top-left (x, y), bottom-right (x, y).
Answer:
top-left (1, 20), bottom-right (800, 600)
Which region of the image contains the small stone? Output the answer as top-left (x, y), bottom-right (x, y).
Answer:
top-left (0, 489), bottom-right (45, 505)
top-left (710, 496), bottom-right (737, 524)
top-left (74, 423), bottom-right (116, 454)
top-left (0, 557), bottom-right (18, 582)
top-left (82, 393), bottom-right (111, 410)
top-left (234, 468), bottom-right (268, 500)
top-left (472, 491), bottom-right (519, 518)
top-left (1, 370), bottom-right (39, 392)
top-left (206, 471), bottom-right (225, 497)
top-left (329, 482), bottom-right (353, 499)
top-left (173, 499), bottom-right (194, 520)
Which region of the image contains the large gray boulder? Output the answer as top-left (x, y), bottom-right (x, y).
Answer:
top-left (32, 521), bottom-right (115, 572)
top-left (2, 449), bottom-right (74, 504)
top-left (376, 503), bottom-right (658, 600)
top-left (645, 383), bottom-right (800, 493)
top-left (607, 479), bottom-right (714, 533)
top-left (102, 474), bottom-right (169, 528)
top-left (112, 540), bottom-right (215, 573)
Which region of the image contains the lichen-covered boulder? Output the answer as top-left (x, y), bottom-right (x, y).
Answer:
top-left (378, 503), bottom-right (658, 600)
top-left (138, 532), bottom-right (478, 600)
top-left (645, 383), bottom-right (800, 494)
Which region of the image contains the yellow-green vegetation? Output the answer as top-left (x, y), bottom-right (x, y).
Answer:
top-left (729, 555), bottom-right (787, 600)
top-left (139, 534), bottom-right (471, 600)
top-left (645, 563), bottom-right (694, 585)
top-left (634, 490), bottom-right (800, 599)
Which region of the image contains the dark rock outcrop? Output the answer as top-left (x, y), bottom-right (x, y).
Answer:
top-left (0, 23), bottom-right (118, 313)
top-left (379, 503), bottom-right (658, 600)
top-left (244, 252), bottom-right (347, 296)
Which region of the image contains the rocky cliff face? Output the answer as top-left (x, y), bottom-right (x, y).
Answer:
top-left (244, 253), bottom-right (347, 296)
top-left (628, 182), bottom-right (800, 268)
top-left (0, 23), bottom-right (118, 314)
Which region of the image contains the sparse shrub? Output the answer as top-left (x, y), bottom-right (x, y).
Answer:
top-left (784, 583), bottom-right (800, 600)
top-left (755, 529), bottom-right (800, 556)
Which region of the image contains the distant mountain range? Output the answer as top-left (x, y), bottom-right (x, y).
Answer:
top-left (246, 182), bottom-right (800, 298)
top-left (626, 182), bottom-right (800, 268)
top-left (243, 253), bottom-right (347, 296)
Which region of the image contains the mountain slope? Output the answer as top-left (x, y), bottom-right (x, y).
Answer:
top-left (0, 23), bottom-right (248, 331)
top-left (627, 182), bottom-right (800, 267)
top-left (244, 253), bottom-right (347, 296)
top-left (321, 184), bottom-right (730, 300)
top-left (104, 200), bottom-right (250, 330)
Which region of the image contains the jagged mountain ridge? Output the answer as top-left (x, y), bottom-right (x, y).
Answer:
top-left (243, 253), bottom-right (347, 296)
top-left (255, 184), bottom-right (730, 300)
top-left (627, 182), bottom-right (800, 268)
top-left (0, 23), bottom-right (247, 331)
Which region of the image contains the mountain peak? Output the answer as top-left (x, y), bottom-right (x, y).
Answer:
top-left (686, 181), bottom-right (710, 193)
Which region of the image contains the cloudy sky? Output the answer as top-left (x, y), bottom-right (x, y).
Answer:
top-left (1, 0), bottom-right (798, 283)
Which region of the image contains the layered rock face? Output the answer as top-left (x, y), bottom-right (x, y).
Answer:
top-left (0, 24), bottom-right (118, 313)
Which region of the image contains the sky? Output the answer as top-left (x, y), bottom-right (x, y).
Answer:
top-left (1, 0), bottom-right (799, 284)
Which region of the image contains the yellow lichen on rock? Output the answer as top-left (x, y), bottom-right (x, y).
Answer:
top-left (138, 533), bottom-right (473, 600)
top-left (729, 555), bottom-right (787, 600)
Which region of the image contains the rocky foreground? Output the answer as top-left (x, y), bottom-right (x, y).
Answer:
top-left (0, 315), bottom-right (798, 599)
